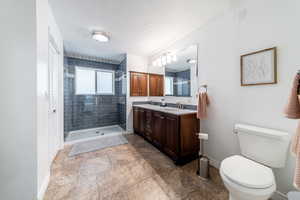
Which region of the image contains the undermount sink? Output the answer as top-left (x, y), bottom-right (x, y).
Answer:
top-left (163, 107), bottom-right (180, 111)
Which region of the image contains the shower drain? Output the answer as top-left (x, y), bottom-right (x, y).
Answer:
top-left (96, 131), bottom-right (105, 136)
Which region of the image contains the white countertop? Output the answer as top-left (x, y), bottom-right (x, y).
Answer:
top-left (133, 104), bottom-right (197, 116)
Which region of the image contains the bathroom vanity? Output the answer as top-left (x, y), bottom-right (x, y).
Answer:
top-left (133, 104), bottom-right (199, 164)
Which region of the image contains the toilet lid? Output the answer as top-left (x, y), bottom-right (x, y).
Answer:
top-left (221, 155), bottom-right (274, 189)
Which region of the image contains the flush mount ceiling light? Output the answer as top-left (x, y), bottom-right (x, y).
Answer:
top-left (187, 58), bottom-right (197, 64)
top-left (92, 31), bottom-right (110, 42)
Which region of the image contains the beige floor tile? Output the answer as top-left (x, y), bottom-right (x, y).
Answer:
top-left (126, 177), bottom-right (170, 200)
top-left (44, 134), bottom-right (228, 200)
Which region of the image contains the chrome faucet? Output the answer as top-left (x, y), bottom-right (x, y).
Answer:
top-left (161, 98), bottom-right (166, 107)
top-left (176, 102), bottom-right (184, 109)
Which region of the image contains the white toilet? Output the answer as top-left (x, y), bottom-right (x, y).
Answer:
top-left (220, 124), bottom-right (290, 200)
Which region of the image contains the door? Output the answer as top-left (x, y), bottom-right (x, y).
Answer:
top-left (152, 112), bottom-right (165, 148)
top-left (130, 72), bottom-right (148, 96)
top-left (138, 73), bottom-right (148, 96)
top-left (164, 114), bottom-right (179, 159)
top-left (157, 75), bottom-right (164, 96)
top-left (130, 72), bottom-right (140, 96)
top-left (144, 110), bottom-right (153, 141)
top-left (149, 74), bottom-right (158, 96)
top-left (149, 74), bottom-right (164, 96)
top-left (48, 42), bottom-right (60, 164)
top-left (139, 108), bottom-right (146, 136)
top-left (133, 107), bottom-right (140, 133)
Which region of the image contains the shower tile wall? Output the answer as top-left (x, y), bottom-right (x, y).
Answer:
top-left (117, 58), bottom-right (127, 130)
top-left (64, 56), bottom-right (127, 134)
top-left (166, 69), bottom-right (191, 96)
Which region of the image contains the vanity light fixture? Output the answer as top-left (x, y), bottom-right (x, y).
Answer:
top-left (152, 60), bottom-right (157, 67)
top-left (187, 58), bottom-right (197, 64)
top-left (92, 31), bottom-right (110, 42)
top-left (152, 53), bottom-right (177, 67)
top-left (157, 59), bottom-right (163, 67)
top-left (172, 54), bottom-right (177, 62)
top-left (166, 54), bottom-right (172, 64)
top-left (161, 55), bottom-right (167, 66)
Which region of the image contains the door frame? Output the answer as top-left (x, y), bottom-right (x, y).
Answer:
top-left (48, 34), bottom-right (62, 164)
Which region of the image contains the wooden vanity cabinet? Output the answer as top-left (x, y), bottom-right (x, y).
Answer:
top-left (164, 114), bottom-right (179, 160)
top-left (133, 107), bottom-right (146, 136)
top-left (149, 74), bottom-right (164, 96)
top-left (133, 107), bottom-right (200, 164)
top-left (133, 107), bottom-right (140, 133)
top-left (130, 72), bottom-right (148, 96)
top-left (144, 110), bottom-right (153, 141)
top-left (151, 111), bottom-right (165, 149)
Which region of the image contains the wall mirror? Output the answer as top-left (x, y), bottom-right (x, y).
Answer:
top-left (164, 44), bottom-right (198, 97)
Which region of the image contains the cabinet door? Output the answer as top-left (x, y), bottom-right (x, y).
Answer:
top-left (149, 74), bottom-right (158, 96)
top-left (139, 73), bottom-right (148, 96)
top-left (139, 108), bottom-right (146, 136)
top-left (144, 110), bottom-right (153, 141)
top-left (133, 107), bottom-right (140, 134)
top-left (152, 112), bottom-right (165, 148)
top-left (180, 114), bottom-right (200, 157)
top-left (157, 75), bottom-right (164, 96)
top-left (149, 74), bottom-right (164, 96)
top-left (164, 114), bottom-right (179, 159)
top-left (130, 72), bottom-right (141, 96)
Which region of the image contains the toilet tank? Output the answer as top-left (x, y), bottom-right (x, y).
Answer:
top-left (235, 124), bottom-right (291, 168)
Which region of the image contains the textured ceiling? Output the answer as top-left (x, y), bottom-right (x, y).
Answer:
top-left (50, 0), bottom-right (230, 62)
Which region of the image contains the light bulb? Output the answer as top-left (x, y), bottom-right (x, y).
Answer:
top-left (161, 56), bottom-right (167, 66)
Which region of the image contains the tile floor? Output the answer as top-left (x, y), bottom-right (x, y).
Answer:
top-left (44, 134), bottom-right (229, 200)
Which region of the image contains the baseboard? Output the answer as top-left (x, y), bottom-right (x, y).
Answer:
top-left (207, 156), bottom-right (221, 169)
top-left (37, 171), bottom-right (50, 200)
top-left (123, 131), bottom-right (133, 135)
top-left (126, 128), bottom-right (134, 133)
top-left (272, 191), bottom-right (287, 200)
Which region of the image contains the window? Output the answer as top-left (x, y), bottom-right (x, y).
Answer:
top-left (75, 67), bottom-right (95, 95)
top-left (97, 70), bottom-right (114, 95)
top-left (75, 67), bottom-right (115, 95)
top-left (165, 76), bottom-right (174, 95)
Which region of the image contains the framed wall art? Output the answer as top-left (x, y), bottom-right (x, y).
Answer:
top-left (240, 47), bottom-right (277, 86)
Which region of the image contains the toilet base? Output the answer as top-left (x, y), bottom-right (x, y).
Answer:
top-left (229, 194), bottom-right (247, 200)
top-left (229, 195), bottom-right (236, 200)
top-left (221, 170), bottom-right (275, 200)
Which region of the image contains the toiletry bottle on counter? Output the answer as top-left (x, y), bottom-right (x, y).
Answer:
top-left (160, 98), bottom-right (166, 107)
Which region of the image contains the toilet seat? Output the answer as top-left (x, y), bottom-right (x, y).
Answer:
top-left (220, 155), bottom-right (275, 189)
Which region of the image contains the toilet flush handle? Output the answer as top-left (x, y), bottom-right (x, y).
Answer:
top-left (233, 127), bottom-right (238, 134)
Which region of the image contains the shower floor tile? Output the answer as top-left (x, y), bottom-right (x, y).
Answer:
top-left (65, 125), bottom-right (124, 143)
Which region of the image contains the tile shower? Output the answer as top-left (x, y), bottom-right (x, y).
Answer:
top-left (64, 56), bottom-right (127, 142)
top-left (165, 69), bottom-right (191, 97)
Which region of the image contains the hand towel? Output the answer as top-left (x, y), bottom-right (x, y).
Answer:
top-left (284, 74), bottom-right (300, 119)
top-left (197, 92), bottom-right (210, 119)
top-left (284, 74), bottom-right (300, 189)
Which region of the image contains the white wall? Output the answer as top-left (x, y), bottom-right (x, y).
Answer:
top-left (148, 0), bottom-right (300, 197)
top-left (126, 54), bottom-right (149, 132)
top-left (0, 0), bottom-right (38, 199)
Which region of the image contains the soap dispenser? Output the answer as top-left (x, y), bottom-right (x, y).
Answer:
top-left (160, 98), bottom-right (166, 107)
